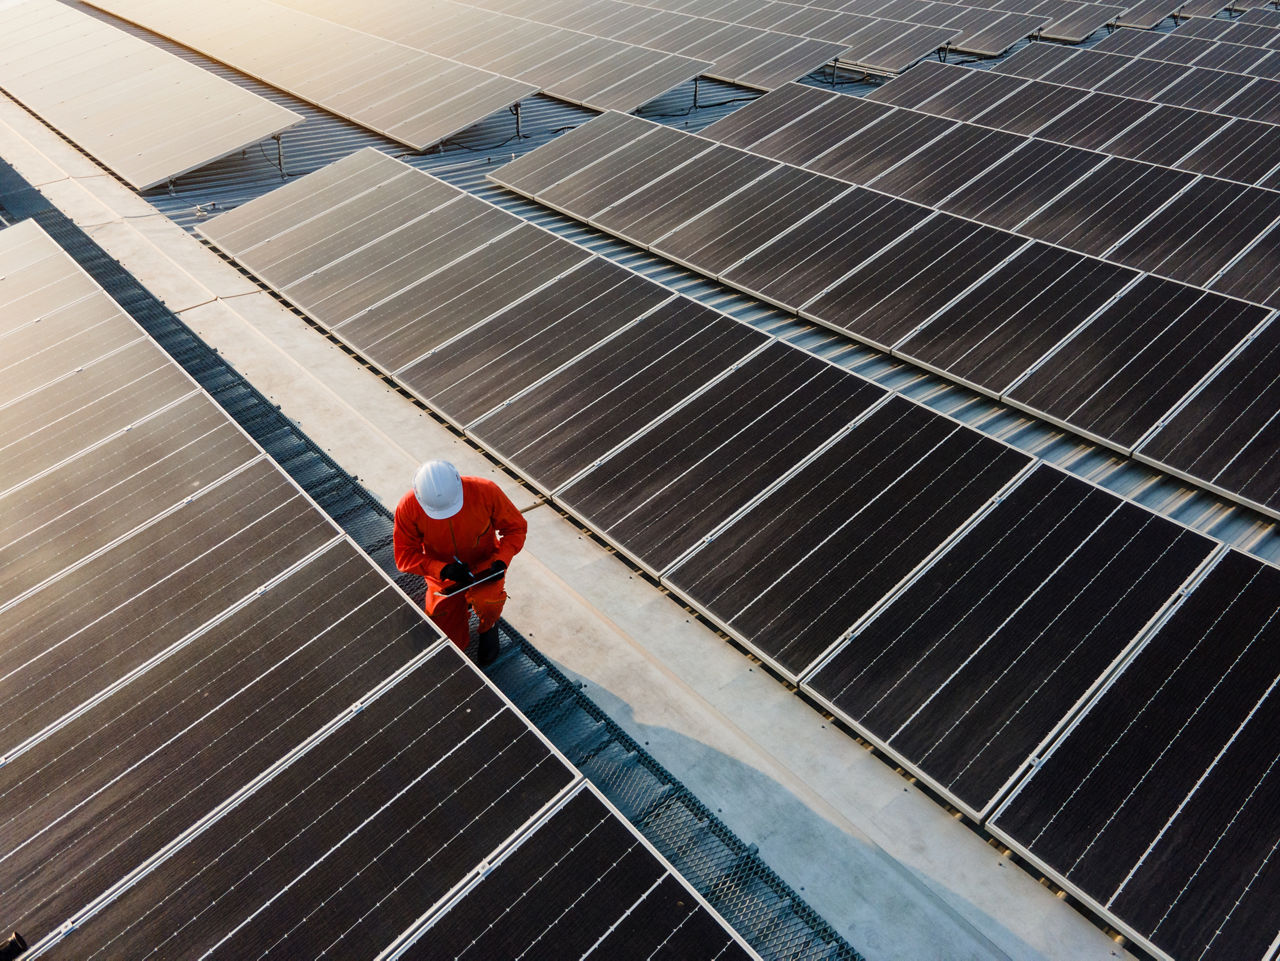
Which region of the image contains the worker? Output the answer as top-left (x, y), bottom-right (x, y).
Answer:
top-left (393, 460), bottom-right (526, 666)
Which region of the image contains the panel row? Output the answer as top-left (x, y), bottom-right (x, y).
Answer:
top-left (0, 218), bottom-right (756, 960)
top-left (489, 109), bottom-right (1280, 518)
top-left (0, 0), bottom-right (299, 189)
top-left (197, 149), bottom-right (1280, 961)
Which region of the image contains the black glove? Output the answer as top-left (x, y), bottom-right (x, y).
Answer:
top-left (440, 562), bottom-right (473, 586)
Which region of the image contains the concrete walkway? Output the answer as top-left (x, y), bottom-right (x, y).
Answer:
top-left (0, 92), bottom-right (1134, 961)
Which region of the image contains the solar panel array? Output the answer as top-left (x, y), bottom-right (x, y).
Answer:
top-left (0, 218), bottom-right (756, 960)
top-left (81, 0), bottom-right (539, 151)
top-left (270, 0), bottom-right (713, 111)
top-left (489, 108), bottom-right (1280, 519)
top-left (198, 136), bottom-right (1280, 961)
top-left (0, 0), bottom-right (300, 190)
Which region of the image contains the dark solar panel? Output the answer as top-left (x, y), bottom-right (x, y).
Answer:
top-left (897, 244), bottom-right (1138, 394)
top-left (1017, 158), bottom-right (1194, 258)
top-left (1213, 217), bottom-right (1280, 305)
top-left (749, 95), bottom-right (896, 167)
top-left (1113, 0), bottom-right (1182, 28)
top-left (651, 165), bottom-right (851, 275)
top-left (988, 551), bottom-right (1280, 961)
top-left (722, 187), bottom-right (932, 308)
top-left (877, 63), bottom-right (1026, 122)
top-left (1138, 315), bottom-right (1280, 515)
top-left (863, 58), bottom-right (965, 109)
top-left (39, 645), bottom-right (576, 960)
top-left (806, 107), bottom-right (956, 183)
top-left (1179, 116), bottom-right (1280, 184)
top-left (1110, 177), bottom-right (1280, 285)
top-left (941, 137), bottom-right (1106, 231)
top-left (1035, 92), bottom-right (1158, 151)
top-left (1039, 0), bottom-right (1123, 41)
top-left (969, 77), bottom-right (1084, 135)
top-left (803, 215), bottom-right (1027, 350)
top-left (991, 41), bottom-right (1089, 79)
top-left (699, 82), bottom-right (834, 149)
top-left (950, 10), bottom-right (1047, 55)
top-left (840, 20), bottom-right (959, 73)
top-left (591, 146), bottom-right (779, 248)
top-left (400, 260), bottom-right (671, 426)
top-left (402, 787), bottom-right (754, 961)
top-left (0, 542), bottom-right (433, 944)
top-left (1100, 104), bottom-right (1231, 168)
top-left (1218, 75), bottom-right (1280, 123)
top-left (488, 110), bottom-right (647, 197)
top-left (1007, 277), bottom-right (1268, 450)
top-left (1092, 56), bottom-right (1191, 99)
top-left (664, 397), bottom-right (1032, 677)
top-left (469, 304), bottom-right (768, 491)
top-left (1159, 66), bottom-right (1257, 112)
top-left (805, 465), bottom-right (1214, 818)
top-left (558, 343), bottom-right (885, 573)
top-left (869, 124), bottom-right (1029, 206)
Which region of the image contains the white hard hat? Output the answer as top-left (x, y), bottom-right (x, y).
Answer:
top-left (413, 460), bottom-right (464, 519)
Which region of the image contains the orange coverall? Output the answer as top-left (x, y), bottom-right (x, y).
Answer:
top-left (393, 476), bottom-right (527, 650)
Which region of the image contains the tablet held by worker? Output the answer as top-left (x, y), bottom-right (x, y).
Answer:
top-left (393, 460), bottom-right (527, 666)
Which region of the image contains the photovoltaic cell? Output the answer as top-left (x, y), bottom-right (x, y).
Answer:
top-left (1034, 92), bottom-right (1158, 151)
top-left (968, 77), bottom-right (1084, 135)
top-left (1017, 158), bottom-right (1195, 258)
top-left (399, 259), bottom-right (671, 426)
top-left (404, 787), bottom-right (754, 961)
top-left (0, 455), bottom-right (334, 754)
top-left (486, 111), bottom-right (645, 197)
top-left (557, 344), bottom-right (886, 573)
top-left (748, 95), bottom-right (896, 168)
top-left (988, 551), bottom-right (1280, 961)
top-left (664, 397), bottom-right (1032, 677)
top-left (803, 215), bottom-right (1027, 350)
top-left (869, 124), bottom-right (1029, 206)
top-left (1007, 277), bottom-right (1269, 450)
top-left (897, 244), bottom-right (1138, 394)
top-left (806, 107), bottom-right (956, 183)
top-left (940, 137), bottom-right (1106, 231)
top-left (1091, 56), bottom-right (1190, 100)
top-left (469, 304), bottom-right (769, 491)
top-left (1109, 176), bottom-right (1280, 285)
top-left (0, 542), bottom-right (435, 943)
top-left (1138, 316), bottom-right (1280, 515)
top-left (1179, 117), bottom-right (1280, 184)
top-left (699, 82), bottom-right (836, 149)
top-left (40, 644), bottom-right (577, 961)
top-left (1100, 104), bottom-right (1231, 168)
top-left (721, 187), bottom-right (933, 308)
top-left (805, 465), bottom-right (1215, 817)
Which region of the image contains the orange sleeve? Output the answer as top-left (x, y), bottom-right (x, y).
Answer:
top-left (489, 483), bottom-right (527, 567)
top-left (393, 492), bottom-right (447, 580)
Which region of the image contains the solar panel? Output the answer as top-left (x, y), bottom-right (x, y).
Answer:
top-left (1112, 0), bottom-right (1183, 28)
top-left (803, 465), bottom-right (1216, 819)
top-left (399, 785), bottom-right (756, 960)
top-left (939, 137), bottom-right (1107, 230)
top-left (748, 95), bottom-right (897, 167)
top-left (0, 0), bottom-right (301, 190)
top-left (1037, 0), bottom-right (1124, 42)
top-left (37, 644), bottom-right (578, 960)
top-left (0, 540), bottom-right (433, 941)
top-left (0, 457), bottom-right (336, 753)
top-left (1092, 53), bottom-right (1192, 99)
top-left (1109, 176), bottom-right (1280, 285)
top-left (896, 243), bottom-right (1138, 394)
top-left (699, 82), bottom-right (837, 149)
top-left (556, 343), bottom-right (886, 574)
top-left (801, 215), bottom-right (1028, 351)
top-left (967, 76), bottom-right (1084, 134)
top-left (1137, 315), bottom-right (1280, 516)
top-left (839, 20), bottom-right (960, 74)
top-left (484, 110), bottom-right (645, 198)
top-left (946, 10), bottom-right (1048, 56)
top-left (1099, 103), bottom-right (1233, 167)
top-left (1177, 116), bottom-right (1280, 184)
top-left (868, 60), bottom-right (1024, 121)
top-left (805, 106), bottom-right (956, 182)
top-left (721, 186), bottom-right (933, 309)
top-left (1034, 91), bottom-right (1158, 150)
top-left (987, 550), bottom-right (1280, 961)
top-left (663, 397), bottom-right (1033, 678)
top-left (1179, 13), bottom-right (1280, 47)
top-left (649, 164), bottom-right (851, 275)
top-left (398, 259), bottom-right (672, 426)
top-left (867, 124), bottom-right (1030, 206)
top-left (1016, 157), bottom-right (1194, 258)
top-left (1005, 276), bottom-right (1269, 450)
top-left (469, 303), bottom-right (769, 491)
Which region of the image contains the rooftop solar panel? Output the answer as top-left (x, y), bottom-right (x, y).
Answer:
top-left (1093, 51), bottom-right (1193, 99)
top-left (988, 550), bottom-right (1280, 961)
top-left (0, 454), bottom-right (335, 754)
top-left (1109, 176), bottom-right (1280, 285)
top-left (1035, 91), bottom-right (1158, 149)
top-left (1180, 116), bottom-right (1280, 184)
top-left (939, 137), bottom-right (1106, 230)
top-left (1160, 65), bottom-right (1258, 111)
top-left (721, 186), bottom-right (933, 308)
top-left (968, 76), bottom-right (1084, 134)
top-left (0, 0), bottom-right (301, 190)
top-left (1137, 315), bottom-right (1280, 516)
top-left (469, 303), bottom-right (770, 490)
top-left (1005, 276), bottom-right (1269, 450)
top-left (839, 20), bottom-right (960, 73)
top-left (895, 243), bottom-right (1139, 394)
top-left (663, 397), bottom-right (1033, 678)
top-left (400, 785), bottom-right (756, 960)
top-left (399, 259), bottom-right (671, 426)
top-left (699, 82), bottom-right (837, 149)
top-left (1099, 103), bottom-right (1232, 167)
top-left (869, 60), bottom-right (1023, 120)
top-left (556, 343), bottom-right (886, 573)
top-left (37, 644), bottom-right (578, 960)
top-left (85, 0), bottom-right (536, 152)
top-left (869, 123), bottom-right (1030, 206)
top-left (1037, 0), bottom-right (1124, 41)
top-left (948, 10), bottom-right (1048, 55)
top-left (804, 465), bottom-right (1215, 819)
top-left (484, 110), bottom-right (645, 198)
top-left (806, 106), bottom-right (956, 182)
top-left (1112, 0), bottom-right (1183, 27)
top-left (802, 215), bottom-right (1028, 350)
